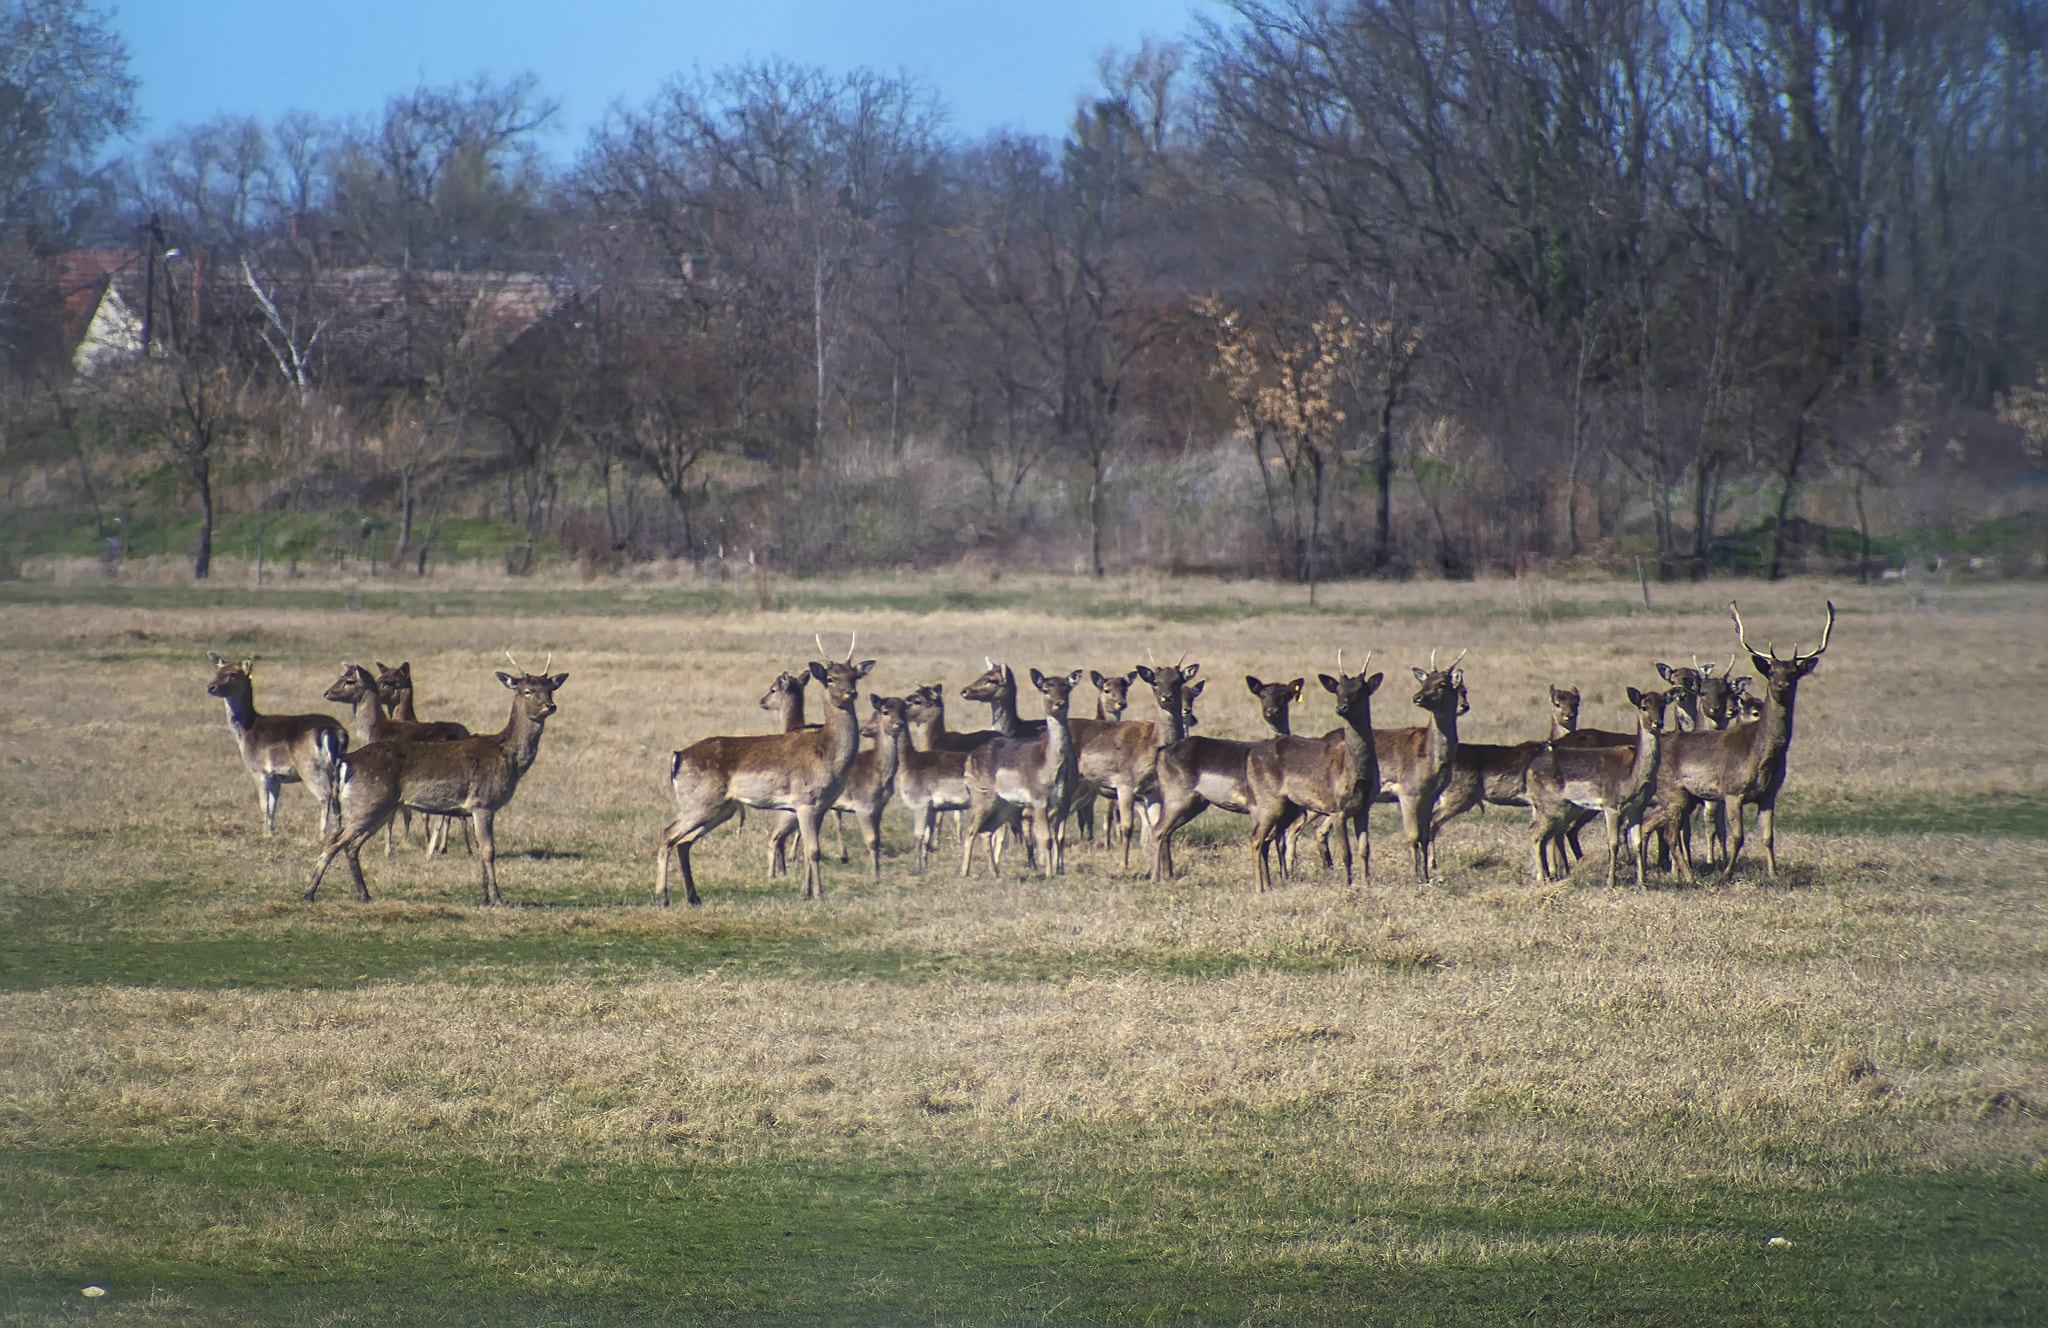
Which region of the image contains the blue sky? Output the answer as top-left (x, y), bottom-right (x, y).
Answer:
top-left (111, 0), bottom-right (1208, 152)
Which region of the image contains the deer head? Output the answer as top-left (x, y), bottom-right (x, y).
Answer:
top-left (1247, 675), bottom-right (1305, 734)
top-left (1548, 684), bottom-right (1582, 733)
top-left (205, 654), bottom-right (259, 698)
top-left (1090, 669), bottom-right (1136, 719)
top-left (323, 662), bottom-right (379, 705)
top-left (1624, 685), bottom-right (1671, 734)
top-left (1181, 678), bottom-right (1205, 730)
top-left (808, 656), bottom-right (876, 712)
top-left (1320, 659), bottom-right (1384, 725)
top-left (960, 662), bottom-right (1010, 704)
top-left (760, 670), bottom-right (811, 711)
top-left (1134, 660), bottom-right (1198, 720)
top-left (1028, 667), bottom-right (1086, 718)
top-left (1409, 649), bottom-right (1466, 717)
top-left (867, 694), bottom-right (910, 741)
top-left (494, 667), bottom-right (568, 724)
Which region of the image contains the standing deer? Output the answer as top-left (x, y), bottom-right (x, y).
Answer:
top-left (207, 654), bottom-right (348, 838)
top-left (1370, 652), bottom-right (1466, 882)
top-left (961, 668), bottom-right (1085, 879)
top-left (1526, 686), bottom-right (1669, 888)
top-left (760, 667), bottom-right (850, 873)
top-left (1643, 601), bottom-right (1835, 884)
top-left (900, 687), bottom-right (1018, 870)
top-left (1655, 659), bottom-right (1710, 731)
top-left (1246, 664), bottom-right (1383, 891)
top-left (370, 660), bottom-right (476, 855)
top-left (960, 661), bottom-right (1095, 848)
top-left (658, 642), bottom-right (874, 906)
top-left (1069, 662), bottom-right (1196, 868)
top-left (1430, 681), bottom-right (1595, 848)
top-left (306, 658), bottom-right (567, 905)
top-left (769, 694), bottom-right (906, 881)
top-left (326, 663), bottom-right (472, 856)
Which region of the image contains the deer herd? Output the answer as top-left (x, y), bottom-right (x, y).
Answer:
top-left (203, 600), bottom-right (1834, 908)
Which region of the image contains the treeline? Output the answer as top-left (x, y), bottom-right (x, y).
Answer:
top-left (5, 0), bottom-right (2048, 583)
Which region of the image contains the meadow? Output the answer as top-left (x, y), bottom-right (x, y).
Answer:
top-left (1, 569), bottom-right (2044, 1326)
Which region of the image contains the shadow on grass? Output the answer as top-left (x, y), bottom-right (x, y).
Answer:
top-left (2, 1136), bottom-right (2041, 1326)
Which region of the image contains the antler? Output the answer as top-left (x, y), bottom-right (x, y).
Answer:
top-left (504, 648), bottom-right (526, 674)
top-left (543, 651), bottom-right (554, 675)
top-left (1337, 646), bottom-right (1343, 674)
top-left (845, 632), bottom-right (857, 664)
top-left (1446, 648), bottom-right (1467, 672)
top-left (1729, 601), bottom-right (1768, 660)
top-left (1799, 601), bottom-right (1836, 661)
top-left (816, 634), bottom-right (829, 659)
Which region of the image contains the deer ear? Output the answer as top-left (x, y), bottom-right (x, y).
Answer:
top-left (1319, 674), bottom-right (1340, 693)
top-left (1656, 663), bottom-right (1675, 682)
top-left (208, 652), bottom-right (227, 666)
top-left (1181, 663), bottom-right (1199, 680)
top-left (240, 659), bottom-right (257, 674)
top-left (1412, 667), bottom-right (1428, 682)
top-left (1288, 678), bottom-right (1305, 699)
top-left (1067, 669), bottom-right (1085, 686)
top-left (1134, 665), bottom-right (1155, 684)
top-left (1029, 668), bottom-right (1048, 688)
top-left (496, 671), bottom-right (517, 688)
top-left (1749, 652), bottom-right (1772, 678)
top-left (1124, 671), bottom-right (1139, 686)
top-left (809, 661), bottom-right (830, 682)
top-left (1187, 679), bottom-right (1204, 697)
top-left (1627, 686), bottom-right (1644, 707)
top-left (854, 659), bottom-right (876, 679)
top-left (548, 673), bottom-right (569, 690)
top-left (1245, 675), bottom-right (1262, 695)
top-left (870, 694), bottom-right (884, 711)
top-left (1365, 672), bottom-right (1383, 694)
top-left (374, 661), bottom-right (389, 672)
top-left (1090, 670), bottom-right (1107, 689)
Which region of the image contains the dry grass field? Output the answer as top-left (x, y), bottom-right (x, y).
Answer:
top-left (1, 571), bottom-right (2044, 1325)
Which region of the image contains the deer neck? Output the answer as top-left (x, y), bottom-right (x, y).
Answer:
top-left (1426, 702), bottom-right (1458, 778)
top-left (349, 692), bottom-right (387, 740)
top-left (1338, 703), bottom-right (1375, 776)
top-left (869, 724), bottom-right (903, 784)
top-left (1270, 710), bottom-right (1291, 737)
top-left (1626, 720), bottom-right (1663, 799)
top-left (781, 691), bottom-right (807, 732)
top-left (821, 701), bottom-right (862, 776)
top-left (490, 701), bottom-right (550, 775)
top-left (1039, 707), bottom-right (1074, 778)
top-left (391, 690), bottom-right (420, 723)
top-left (219, 687), bottom-right (259, 735)
top-left (987, 680), bottom-right (1026, 736)
top-left (1154, 695), bottom-right (1186, 747)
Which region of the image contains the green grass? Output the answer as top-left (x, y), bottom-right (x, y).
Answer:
top-left (4, 1136), bottom-right (2042, 1325)
top-left (1780, 792), bottom-right (2048, 840)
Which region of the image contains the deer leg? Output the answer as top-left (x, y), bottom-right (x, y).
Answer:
top-left (792, 803), bottom-right (825, 900)
top-left (834, 809), bottom-right (848, 864)
top-left (1715, 797), bottom-right (1747, 885)
top-left (258, 774), bottom-right (281, 837)
top-left (1333, 807), bottom-right (1356, 888)
top-left (1758, 802), bottom-right (1778, 877)
top-left (767, 812), bottom-right (796, 879)
top-left (1397, 797), bottom-right (1427, 883)
top-left (469, 808), bottom-right (499, 906)
top-left (657, 803), bottom-right (733, 907)
top-left (1117, 785), bottom-right (1141, 871)
top-left (861, 807), bottom-right (884, 881)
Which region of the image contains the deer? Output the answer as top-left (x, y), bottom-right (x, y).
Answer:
top-left (1430, 681), bottom-right (1627, 874)
top-left (961, 668), bottom-right (1085, 879)
top-left (1639, 601), bottom-right (1835, 885)
top-left (1654, 659), bottom-right (1710, 732)
top-left (325, 663), bottom-right (472, 857)
top-left (1081, 669), bottom-right (1135, 844)
top-left (1245, 664), bottom-right (1383, 892)
top-left (759, 667), bottom-right (851, 874)
top-left (1150, 667), bottom-right (1285, 884)
top-left (899, 687), bottom-right (1021, 870)
top-left (1350, 652), bottom-right (1466, 882)
top-left (206, 654), bottom-right (349, 839)
top-left (305, 656), bottom-right (567, 906)
top-left (1647, 655), bottom-right (1749, 869)
top-left (370, 660), bottom-right (476, 855)
top-left (1525, 685), bottom-right (1669, 888)
top-left (1069, 662), bottom-right (1197, 868)
top-left (960, 661), bottom-right (1095, 849)
top-left (1245, 674), bottom-right (1317, 872)
top-left (657, 639), bottom-right (874, 907)
top-left (768, 694), bottom-right (906, 881)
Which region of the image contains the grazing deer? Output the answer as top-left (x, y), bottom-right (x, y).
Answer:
top-left (306, 659), bottom-right (567, 905)
top-left (1642, 601), bottom-right (1835, 885)
top-left (326, 663), bottom-right (473, 856)
top-left (961, 668), bottom-right (1085, 879)
top-left (1526, 686), bottom-right (1669, 888)
top-left (1246, 665), bottom-right (1383, 891)
top-left (760, 668), bottom-right (851, 874)
top-left (1069, 662), bottom-right (1196, 868)
top-left (768, 694), bottom-right (906, 881)
top-left (207, 654), bottom-right (349, 838)
top-left (658, 642), bottom-right (874, 907)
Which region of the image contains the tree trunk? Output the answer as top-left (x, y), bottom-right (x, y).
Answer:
top-left (1768, 419), bottom-right (1807, 582)
top-left (1088, 455), bottom-right (1106, 579)
top-left (394, 471), bottom-right (414, 565)
top-left (191, 452), bottom-right (213, 580)
top-left (1374, 384), bottom-right (1395, 570)
top-left (1307, 444), bottom-right (1324, 604)
top-left (1854, 469), bottom-right (1871, 584)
